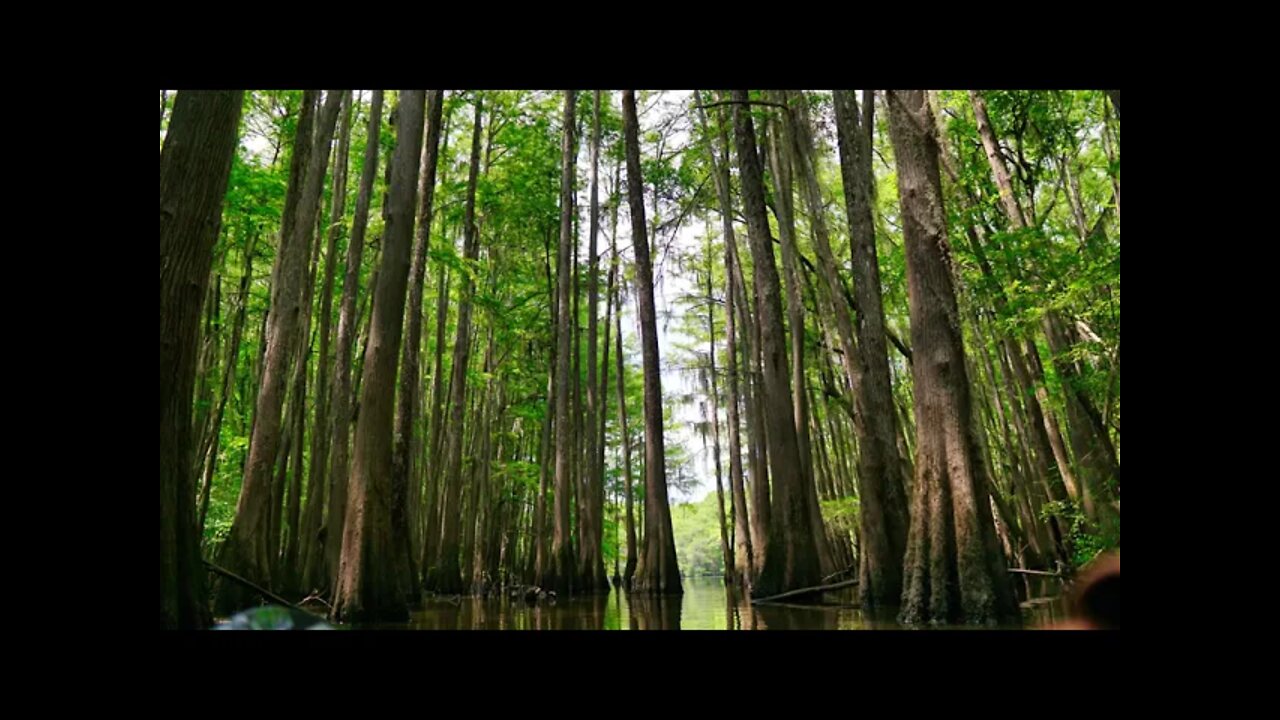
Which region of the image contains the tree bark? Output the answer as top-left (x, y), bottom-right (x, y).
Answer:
top-left (324, 91), bottom-right (382, 589)
top-left (886, 89), bottom-right (1019, 625)
top-left (579, 90), bottom-right (609, 593)
top-left (215, 89), bottom-right (341, 615)
top-left (731, 90), bottom-right (822, 600)
top-left (616, 278), bottom-right (638, 587)
top-left (777, 91), bottom-right (840, 578)
top-left (695, 92), bottom-right (755, 586)
top-left (547, 90), bottom-right (578, 595)
top-left (706, 253), bottom-right (735, 585)
top-left (422, 262), bottom-right (451, 574)
top-left (623, 90), bottom-right (682, 595)
top-left (599, 174), bottom-right (619, 585)
top-left (160, 89), bottom-right (243, 629)
top-left (332, 90), bottom-right (427, 623)
top-left (298, 92), bottom-right (353, 594)
top-left (390, 90), bottom-right (445, 601)
top-left (831, 89), bottom-right (912, 609)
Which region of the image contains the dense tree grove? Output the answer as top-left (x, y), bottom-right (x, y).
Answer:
top-left (161, 89), bottom-right (1119, 628)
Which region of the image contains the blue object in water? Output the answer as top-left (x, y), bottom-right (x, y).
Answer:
top-left (214, 605), bottom-right (332, 630)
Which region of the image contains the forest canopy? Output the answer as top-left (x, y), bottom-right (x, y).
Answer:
top-left (160, 89), bottom-right (1120, 630)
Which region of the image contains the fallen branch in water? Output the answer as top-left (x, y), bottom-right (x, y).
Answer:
top-left (203, 559), bottom-right (299, 609)
top-left (822, 565), bottom-right (857, 584)
top-left (1008, 568), bottom-right (1067, 578)
top-left (750, 600), bottom-right (861, 613)
top-left (751, 578), bottom-right (860, 605)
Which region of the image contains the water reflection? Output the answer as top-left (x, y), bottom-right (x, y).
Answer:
top-left (627, 593), bottom-right (682, 630)
top-left (388, 576), bottom-right (1063, 630)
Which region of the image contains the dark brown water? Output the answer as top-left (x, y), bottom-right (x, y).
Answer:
top-left (361, 576), bottom-right (1068, 630)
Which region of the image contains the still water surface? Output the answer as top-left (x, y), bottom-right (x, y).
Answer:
top-left (360, 576), bottom-right (1067, 630)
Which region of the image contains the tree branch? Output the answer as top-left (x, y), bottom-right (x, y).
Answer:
top-left (693, 100), bottom-right (788, 112)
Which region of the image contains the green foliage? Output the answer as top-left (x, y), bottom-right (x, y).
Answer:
top-left (183, 87), bottom-right (1118, 620)
top-left (670, 493), bottom-right (730, 577)
top-left (1040, 500), bottom-right (1120, 569)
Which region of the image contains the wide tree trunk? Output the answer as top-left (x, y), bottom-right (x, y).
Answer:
top-left (886, 89), bottom-right (1019, 625)
top-left (622, 90), bottom-right (681, 595)
top-left (215, 90), bottom-right (341, 615)
top-left (160, 89), bottom-right (243, 629)
top-left (332, 90), bottom-right (427, 623)
top-left (831, 89), bottom-right (912, 609)
top-left (730, 90), bottom-right (821, 600)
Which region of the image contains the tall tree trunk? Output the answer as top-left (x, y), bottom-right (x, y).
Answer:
top-left (731, 237), bottom-right (771, 574)
top-left (886, 89), bottom-right (1018, 625)
top-left (299, 92), bottom-right (353, 594)
top-left (431, 95), bottom-right (485, 596)
top-left (325, 90), bottom-right (383, 589)
top-left (281, 123), bottom-right (336, 592)
top-left (712, 91), bottom-right (772, 571)
top-left (695, 92), bottom-right (754, 586)
top-left (549, 90), bottom-right (578, 595)
top-left (390, 90), bottom-right (445, 601)
top-left (533, 224), bottom-right (556, 588)
top-left (622, 90), bottom-right (681, 595)
top-left (216, 89), bottom-right (342, 614)
top-left (831, 89), bottom-right (912, 609)
top-left (422, 263), bottom-right (451, 575)
top-left (776, 91), bottom-right (837, 578)
top-left (421, 105), bottom-right (455, 582)
top-left (706, 254), bottom-right (735, 585)
top-left (598, 178), bottom-right (618, 585)
top-left (731, 90), bottom-right (821, 599)
top-left (534, 319), bottom-right (555, 587)
top-left (765, 97), bottom-right (812, 488)
top-left (160, 89), bottom-right (243, 629)
top-left (467, 331), bottom-right (496, 591)
top-left (616, 280), bottom-right (638, 587)
top-left (332, 90), bottom-right (427, 623)
top-left (580, 90), bottom-right (609, 593)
